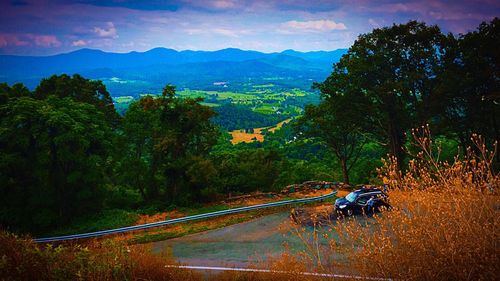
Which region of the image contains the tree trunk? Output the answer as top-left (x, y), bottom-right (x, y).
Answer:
top-left (340, 158), bottom-right (350, 184)
top-left (388, 119), bottom-right (404, 170)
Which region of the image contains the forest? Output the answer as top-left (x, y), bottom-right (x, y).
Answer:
top-left (0, 18), bottom-right (498, 239)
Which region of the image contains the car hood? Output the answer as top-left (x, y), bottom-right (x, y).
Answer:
top-left (335, 197), bottom-right (349, 206)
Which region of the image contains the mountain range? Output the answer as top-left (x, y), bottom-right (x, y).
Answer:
top-left (0, 48), bottom-right (348, 96)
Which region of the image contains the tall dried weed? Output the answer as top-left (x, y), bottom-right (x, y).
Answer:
top-left (330, 126), bottom-right (499, 280)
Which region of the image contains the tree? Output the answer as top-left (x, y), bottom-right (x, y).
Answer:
top-left (329, 21), bottom-right (448, 169)
top-left (34, 74), bottom-right (120, 126)
top-left (0, 96), bottom-right (113, 232)
top-left (0, 83), bottom-right (31, 105)
top-left (296, 89), bottom-right (370, 184)
top-left (437, 18), bottom-right (499, 156)
top-left (120, 85), bottom-right (219, 204)
top-left (211, 149), bottom-right (282, 193)
top-left (118, 100), bottom-right (157, 199)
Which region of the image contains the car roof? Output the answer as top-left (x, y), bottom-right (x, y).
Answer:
top-left (353, 188), bottom-right (383, 195)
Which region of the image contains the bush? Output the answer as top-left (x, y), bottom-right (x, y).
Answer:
top-left (104, 185), bottom-right (142, 209)
top-left (0, 231), bottom-right (202, 281)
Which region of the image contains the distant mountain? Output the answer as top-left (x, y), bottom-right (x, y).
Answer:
top-left (281, 49), bottom-right (347, 62)
top-left (0, 47), bottom-right (348, 96)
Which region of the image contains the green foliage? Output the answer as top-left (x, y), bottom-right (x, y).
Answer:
top-left (324, 21), bottom-right (448, 169)
top-left (118, 85), bottom-right (220, 205)
top-left (436, 18), bottom-right (499, 152)
top-left (212, 103), bottom-right (287, 131)
top-left (296, 94), bottom-right (370, 184)
top-left (104, 184), bottom-right (143, 210)
top-left (34, 74), bottom-right (120, 126)
top-left (0, 96), bottom-right (114, 233)
top-left (45, 209), bottom-right (139, 236)
top-left (0, 82), bottom-right (30, 104)
top-left (273, 160), bottom-right (335, 188)
top-left (211, 149), bottom-right (282, 193)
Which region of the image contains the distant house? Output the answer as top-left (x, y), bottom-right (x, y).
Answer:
top-left (213, 81), bottom-right (228, 86)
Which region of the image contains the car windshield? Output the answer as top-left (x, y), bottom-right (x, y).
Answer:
top-left (345, 192), bottom-right (358, 203)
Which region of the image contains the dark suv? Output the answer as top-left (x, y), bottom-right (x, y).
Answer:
top-left (334, 188), bottom-right (390, 216)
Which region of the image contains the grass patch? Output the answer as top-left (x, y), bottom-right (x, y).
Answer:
top-left (112, 96), bottom-right (134, 103)
top-left (179, 204), bottom-right (232, 216)
top-left (252, 84), bottom-right (275, 88)
top-left (43, 209), bottom-right (139, 237)
top-left (130, 196), bottom-right (335, 244)
top-left (200, 102), bottom-right (220, 107)
top-left (130, 215), bottom-right (249, 244)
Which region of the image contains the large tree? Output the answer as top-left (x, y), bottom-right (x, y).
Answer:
top-left (120, 85), bottom-right (219, 203)
top-left (437, 18), bottom-right (499, 155)
top-left (0, 83), bottom-right (31, 105)
top-left (321, 21), bottom-right (448, 169)
top-left (0, 96), bottom-right (113, 232)
top-left (34, 74), bottom-right (120, 126)
top-left (296, 85), bottom-right (370, 184)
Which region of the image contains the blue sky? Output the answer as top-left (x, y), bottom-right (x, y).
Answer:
top-left (0, 0), bottom-right (498, 55)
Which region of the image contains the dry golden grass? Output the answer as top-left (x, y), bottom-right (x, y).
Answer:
top-left (293, 126), bottom-right (500, 280)
top-left (230, 118), bottom-right (292, 144)
top-left (230, 129), bottom-right (265, 144)
top-left (0, 232), bottom-right (203, 281)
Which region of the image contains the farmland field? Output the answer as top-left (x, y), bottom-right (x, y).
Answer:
top-left (230, 118), bottom-right (292, 144)
top-left (113, 87), bottom-right (316, 129)
top-left (112, 87), bottom-right (309, 145)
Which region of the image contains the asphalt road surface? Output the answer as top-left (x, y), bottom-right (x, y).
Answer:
top-left (151, 210), bottom-right (368, 268)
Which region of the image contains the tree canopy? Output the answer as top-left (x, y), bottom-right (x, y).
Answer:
top-left (0, 96), bottom-right (113, 232)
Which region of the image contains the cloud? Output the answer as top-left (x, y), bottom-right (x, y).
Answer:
top-left (31, 35), bottom-right (61, 47)
top-left (210, 0), bottom-right (237, 9)
top-left (94, 22), bottom-right (118, 38)
top-left (212, 28), bottom-right (240, 37)
top-left (185, 27), bottom-right (246, 37)
top-left (71, 39), bottom-right (87, 47)
top-left (280, 20), bottom-right (347, 33)
top-left (0, 33), bottom-right (60, 47)
top-left (0, 33), bottom-right (30, 47)
top-left (183, 0), bottom-right (238, 10)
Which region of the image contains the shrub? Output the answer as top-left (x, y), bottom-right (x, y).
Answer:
top-left (0, 231), bottom-right (202, 281)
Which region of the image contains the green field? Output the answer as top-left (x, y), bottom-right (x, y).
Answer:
top-left (113, 88), bottom-right (318, 117)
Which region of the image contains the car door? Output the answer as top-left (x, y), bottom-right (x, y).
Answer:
top-left (355, 195), bottom-right (369, 213)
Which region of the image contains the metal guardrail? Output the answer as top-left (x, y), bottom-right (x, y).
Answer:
top-left (34, 191), bottom-right (337, 243)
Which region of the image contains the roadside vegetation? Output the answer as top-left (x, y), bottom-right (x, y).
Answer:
top-left (286, 127), bottom-right (499, 280)
top-left (1, 128), bottom-right (497, 281)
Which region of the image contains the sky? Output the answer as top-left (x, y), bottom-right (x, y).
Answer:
top-left (0, 0), bottom-right (499, 55)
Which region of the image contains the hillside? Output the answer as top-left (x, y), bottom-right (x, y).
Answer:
top-left (0, 48), bottom-right (347, 95)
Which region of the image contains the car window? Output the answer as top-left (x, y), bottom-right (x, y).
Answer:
top-left (346, 192), bottom-right (358, 202)
top-left (357, 196), bottom-right (368, 204)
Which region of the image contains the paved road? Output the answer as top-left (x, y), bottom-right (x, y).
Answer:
top-left (35, 192), bottom-right (336, 243)
top-left (152, 210), bottom-right (358, 268)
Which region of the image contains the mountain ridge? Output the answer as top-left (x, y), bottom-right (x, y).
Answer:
top-left (0, 47), bottom-right (348, 95)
